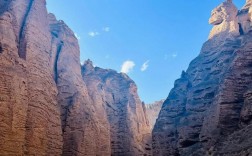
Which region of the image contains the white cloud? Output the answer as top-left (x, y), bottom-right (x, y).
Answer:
top-left (172, 53), bottom-right (177, 58)
top-left (103, 27), bottom-right (110, 32)
top-left (141, 60), bottom-right (149, 71)
top-left (74, 33), bottom-right (81, 40)
top-left (88, 31), bottom-right (99, 37)
top-left (121, 60), bottom-right (135, 74)
top-left (164, 53), bottom-right (178, 60)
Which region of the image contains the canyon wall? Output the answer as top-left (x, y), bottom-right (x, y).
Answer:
top-left (153, 0), bottom-right (252, 155)
top-left (0, 0), bottom-right (150, 155)
top-left (48, 14), bottom-right (111, 156)
top-left (4, 0), bottom-right (252, 156)
top-left (82, 60), bottom-right (151, 156)
top-left (0, 0), bottom-right (62, 155)
top-left (146, 100), bottom-right (164, 129)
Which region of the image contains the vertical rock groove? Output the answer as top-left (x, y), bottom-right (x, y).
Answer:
top-left (54, 41), bottom-right (63, 83)
top-left (18, 0), bottom-right (34, 59)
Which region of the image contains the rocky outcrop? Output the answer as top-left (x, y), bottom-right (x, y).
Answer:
top-left (146, 100), bottom-right (164, 129)
top-left (209, 0), bottom-right (239, 40)
top-left (81, 60), bottom-right (151, 156)
top-left (153, 0), bottom-right (252, 155)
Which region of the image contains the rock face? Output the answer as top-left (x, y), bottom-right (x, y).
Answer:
top-left (208, 0), bottom-right (239, 40)
top-left (48, 14), bottom-right (111, 156)
top-left (146, 100), bottom-right (164, 129)
top-left (0, 0), bottom-right (62, 155)
top-left (0, 0), bottom-right (150, 155)
top-left (81, 60), bottom-right (151, 156)
top-left (153, 0), bottom-right (252, 155)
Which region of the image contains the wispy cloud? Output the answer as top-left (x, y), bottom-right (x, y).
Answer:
top-left (88, 31), bottom-right (99, 37)
top-left (141, 60), bottom-right (149, 72)
top-left (103, 27), bottom-right (110, 32)
top-left (164, 53), bottom-right (178, 60)
top-left (74, 33), bottom-right (81, 40)
top-left (121, 60), bottom-right (135, 74)
top-left (172, 53), bottom-right (177, 58)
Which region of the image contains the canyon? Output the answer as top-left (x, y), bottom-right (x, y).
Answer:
top-left (1, 0), bottom-right (252, 156)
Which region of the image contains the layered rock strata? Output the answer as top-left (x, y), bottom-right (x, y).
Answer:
top-left (146, 100), bottom-right (164, 129)
top-left (48, 14), bottom-right (111, 156)
top-left (0, 0), bottom-right (62, 155)
top-left (153, 0), bottom-right (252, 155)
top-left (82, 60), bottom-right (151, 156)
top-left (0, 0), bottom-right (150, 155)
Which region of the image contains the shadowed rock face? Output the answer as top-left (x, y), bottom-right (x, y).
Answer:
top-left (153, 1), bottom-right (252, 155)
top-left (81, 60), bottom-right (151, 156)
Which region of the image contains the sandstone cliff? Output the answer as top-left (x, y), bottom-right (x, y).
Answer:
top-left (0, 0), bottom-right (150, 155)
top-left (81, 60), bottom-right (151, 156)
top-left (0, 0), bottom-right (62, 155)
top-left (48, 14), bottom-right (111, 155)
top-left (153, 0), bottom-right (252, 155)
top-left (146, 100), bottom-right (164, 130)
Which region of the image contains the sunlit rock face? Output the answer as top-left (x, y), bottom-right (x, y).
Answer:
top-left (209, 0), bottom-right (239, 40)
top-left (146, 100), bottom-right (164, 130)
top-left (153, 0), bottom-right (252, 155)
top-left (0, 0), bottom-right (151, 155)
top-left (0, 0), bottom-right (63, 155)
top-left (48, 14), bottom-right (112, 156)
top-left (81, 60), bottom-right (152, 156)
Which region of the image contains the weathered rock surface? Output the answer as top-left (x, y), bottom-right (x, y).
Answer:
top-left (146, 100), bottom-right (164, 130)
top-left (81, 60), bottom-right (151, 156)
top-left (209, 0), bottom-right (239, 40)
top-left (48, 14), bottom-right (111, 156)
top-left (153, 0), bottom-right (252, 155)
top-left (0, 0), bottom-right (62, 155)
top-left (0, 0), bottom-right (152, 155)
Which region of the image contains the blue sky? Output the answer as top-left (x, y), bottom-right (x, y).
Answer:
top-left (47, 0), bottom-right (244, 104)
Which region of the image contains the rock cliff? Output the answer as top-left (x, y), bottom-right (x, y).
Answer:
top-left (4, 0), bottom-right (252, 155)
top-left (153, 0), bottom-right (252, 155)
top-left (146, 100), bottom-right (164, 129)
top-left (0, 0), bottom-right (62, 155)
top-left (48, 14), bottom-right (111, 156)
top-left (81, 60), bottom-right (151, 156)
top-left (0, 0), bottom-right (150, 155)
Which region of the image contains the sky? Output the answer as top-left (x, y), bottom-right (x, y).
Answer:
top-left (47, 0), bottom-right (244, 104)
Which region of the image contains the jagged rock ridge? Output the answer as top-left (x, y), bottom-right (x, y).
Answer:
top-left (153, 0), bottom-right (252, 155)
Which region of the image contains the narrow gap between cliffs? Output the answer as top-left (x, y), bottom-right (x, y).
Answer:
top-left (54, 41), bottom-right (63, 84)
top-left (239, 23), bottom-right (244, 35)
top-left (0, 43), bottom-right (3, 53)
